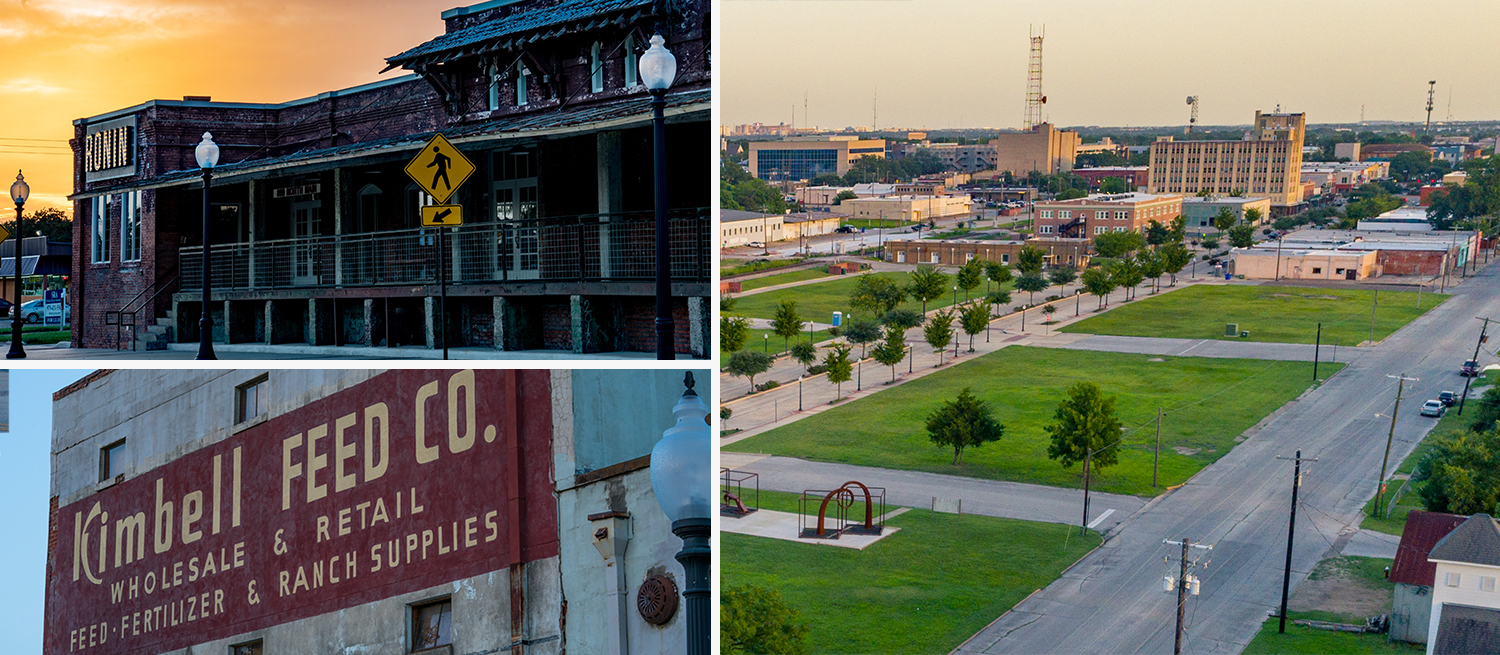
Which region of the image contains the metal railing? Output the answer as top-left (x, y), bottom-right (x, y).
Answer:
top-left (179, 209), bottom-right (709, 291)
top-left (104, 264), bottom-right (178, 350)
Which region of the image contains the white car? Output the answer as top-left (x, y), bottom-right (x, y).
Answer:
top-left (746, 241), bottom-right (765, 248)
top-left (1420, 400), bottom-right (1446, 418)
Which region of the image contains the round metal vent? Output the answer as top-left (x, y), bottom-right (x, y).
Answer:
top-left (637, 574), bottom-right (679, 626)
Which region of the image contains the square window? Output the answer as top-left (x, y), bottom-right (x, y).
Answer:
top-left (412, 599), bottom-right (453, 651)
top-left (1482, 576), bottom-right (1496, 592)
top-left (930, 253), bottom-right (939, 264)
top-left (231, 640), bottom-right (263, 655)
top-left (237, 374), bottom-right (270, 424)
top-left (1001, 254), bottom-right (1010, 263)
top-left (1447, 572), bottom-right (1461, 588)
top-left (1312, 268), bottom-right (1322, 274)
top-left (100, 439), bottom-right (127, 482)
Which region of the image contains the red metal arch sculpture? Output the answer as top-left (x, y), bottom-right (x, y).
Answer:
top-left (815, 480), bottom-right (874, 537)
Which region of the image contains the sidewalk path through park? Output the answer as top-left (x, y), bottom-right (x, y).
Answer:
top-left (721, 453), bottom-right (1146, 533)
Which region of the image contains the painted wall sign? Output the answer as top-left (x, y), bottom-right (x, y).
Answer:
top-left (83, 116), bottom-right (137, 183)
top-left (46, 369), bottom-right (558, 654)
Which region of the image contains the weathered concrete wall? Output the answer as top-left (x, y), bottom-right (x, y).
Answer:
top-left (570, 370), bottom-right (683, 475)
top-left (1391, 583), bottom-right (1433, 644)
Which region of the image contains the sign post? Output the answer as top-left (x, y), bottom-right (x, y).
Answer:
top-left (405, 133), bottom-right (474, 359)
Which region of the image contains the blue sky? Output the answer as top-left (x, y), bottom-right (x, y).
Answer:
top-left (0, 369), bottom-right (92, 653)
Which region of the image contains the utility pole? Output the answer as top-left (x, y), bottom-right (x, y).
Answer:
top-left (1458, 317), bottom-right (1492, 415)
top-left (1276, 450), bottom-right (1318, 633)
top-left (1153, 407), bottom-right (1163, 488)
top-left (1377, 374), bottom-right (1419, 515)
top-left (1081, 447), bottom-right (1092, 534)
top-left (1163, 538), bottom-right (1213, 655)
top-left (1313, 323), bottom-right (1322, 381)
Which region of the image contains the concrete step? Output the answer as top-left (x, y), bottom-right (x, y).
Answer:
top-left (145, 324), bottom-right (170, 336)
top-left (135, 339), bottom-right (169, 351)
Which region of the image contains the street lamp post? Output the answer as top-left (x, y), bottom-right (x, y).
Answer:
top-left (641, 35), bottom-right (678, 360)
top-left (650, 372), bottom-right (711, 655)
top-left (7, 171), bottom-right (28, 359)
top-left (195, 133), bottom-right (220, 360)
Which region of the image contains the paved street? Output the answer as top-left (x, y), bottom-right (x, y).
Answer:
top-left (955, 263), bottom-right (1496, 654)
top-left (722, 453), bottom-right (1144, 531)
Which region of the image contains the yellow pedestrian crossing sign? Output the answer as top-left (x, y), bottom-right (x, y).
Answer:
top-left (421, 204), bottom-right (463, 227)
top-left (404, 133), bottom-right (474, 204)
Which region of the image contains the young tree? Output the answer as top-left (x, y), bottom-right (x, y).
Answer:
top-left (1015, 245), bottom-right (1046, 275)
top-left (822, 343), bottom-right (854, 399)
top-left (849, 274), bottom-right (906, 316)
top-left (1211, 207), bottom-right (1236, 232)
top-left (843, 316), bottom-right (882, 360)
top-left (1160, 242), bottom-right (1191, 286)
top-left (1045, 381), bottom-right (1123, 472)
top-left (721, 315), bottom-right (751, 353)
top-left (1199, 234), bottom-right (1220, 251)
top-left (956, 258), bottom-right (984, 301)
top-left (986, 290), bottom-right (1013, 323)
top-left (771, 300), bottom-right (804, 353)
top-left (1226, 224), bottom-right (1256, 249)
top-left (720, 406), bottom-right (733, 430)
top-left (721, 584), bottom-right (811, 655)
top-left (1092, 231), bottom-right (1146, 258)
top-left (1043, 303), bottom-right (1058, 326)
top-left (1139, 248), bottom-right (1166, 293)
top-left (924, 309), bottom-right (955, 366)
top-left (1145, 220), bottom-right (1171, 246)
top-left (726, 350), bottom-right (774, 392)
top-left (925, 387), bottom-right (1005, 465)
top-left (1098, 177), bottom-right (1130, 194)
top-left (871, 327), bottom-right (908, 383)
top-left (1112, 256), bottom-right (1145, 300)
top-left (789, 341), bottom-right (817, 376)
top-left (881, 308), bottom-right (924, 333)
top-left (1048, 267), bottom-right (1077, 297)
top-left (960, 301), bottom-right (989, 352)
top-left (1082, 266), bottom-right (1116, 309)
top-left (1014, 272), bottom-right (1049, 307)
top-left (1243, 207), bottom-right (1264, 226)
top-left (984, 260), bottom-right (1013, 291)
top-left (906, 265), bottom-right (951, 314)
top-left (1168, 216), bottom-right (1186, 242)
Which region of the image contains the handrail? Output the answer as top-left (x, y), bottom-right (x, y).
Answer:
top-left (104, 263), bottom-right (178, 351)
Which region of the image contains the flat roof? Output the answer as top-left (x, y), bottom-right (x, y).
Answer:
top-left (76, 75), bottom-right (419, 125)
top-left (1040, 192), bottom-right (1179, 205)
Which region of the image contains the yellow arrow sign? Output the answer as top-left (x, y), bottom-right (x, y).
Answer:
top-left (0, 225), bottom-right (11, 247)
top-left (421, 204), bottom-right (463, 228)
top-left (404, 133), bottom-right (475, 204)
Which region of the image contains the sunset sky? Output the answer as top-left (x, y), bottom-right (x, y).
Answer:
top-left (0, 0), bottom-right (461, 211)
top-left (722, 0), bottom-right (1500, 133)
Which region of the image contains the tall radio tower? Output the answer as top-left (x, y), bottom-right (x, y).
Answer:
top-left (1425, 80), bottom-right (1436, 133)
top-left (1023, 26), bottom-right (1046, 131)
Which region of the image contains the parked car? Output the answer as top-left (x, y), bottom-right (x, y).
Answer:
top-left (20, 298), bottom-right (69, 324)
top-left (1420, 400), bottom-right (1446, 418)
top-left (1462, 360), bottom-right (1481, 377)
top-left (745, 241), bottom-right (765, 249)
top-left (1439, 391), bottom-right (1458, 407)
top-left (834, 226), bottom-right (856, 234)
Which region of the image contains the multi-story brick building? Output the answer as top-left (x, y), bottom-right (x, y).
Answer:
top-left (1033, 192), bottom-right (1183, 240)
top-left (69, 0), bottom-right (711, 357)
top-left (1147, 111), bottom-right (1306, 213)
top-left (884, 237), bottom-right (1092, 269)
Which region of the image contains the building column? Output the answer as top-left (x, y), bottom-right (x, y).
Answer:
top-left (493, 296), bottom-right (509, 350)
top-left (423, 296), bottom-right (436, 349)
top-left (363, 298), bottom-right (377, 346)
top-left (597, 131), bottom-right (623, 278)
top-left (263, 300), bottom-right (274, 345)
top-left (222, 300), bottom-right (233, 344)
top-left (688, 295), bottom-right (708, 359)
top-left (570, 294), bottom-right (585, 354)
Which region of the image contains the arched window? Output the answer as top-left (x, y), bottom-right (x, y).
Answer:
top-left (623, 34), bottom-right (637, 87)
top-left (487, 61), bottom-right (499, 111)
top-left (516, 63), bottom-right (529, 106)
top-left (590, 42), bottom-right (603, 93)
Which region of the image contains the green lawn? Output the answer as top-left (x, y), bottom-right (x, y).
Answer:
top-left (1060, 285), bottom-right (1447, 345)
top-left (726, 346), bottom-right (1336, 496)
top-left (731, 271), bottom-right (1002, 323)
top-left (4, 327), bottom-right (72, 344)
top-left (842, 218), bottom-right (909, 229)
top-left (1243, 556), bottom-right (1419, 654)
top-left (722, 258), bottom-right (802, 276)
top-left (737, 267), bottom-right (837, 291)
top-left (722, 491), bottom-right (1101, 654)
top-left (740, 328), bottom-right (835, 358)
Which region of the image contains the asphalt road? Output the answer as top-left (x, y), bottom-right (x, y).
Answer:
top-left (955, 263), bottom-right (1497, 654)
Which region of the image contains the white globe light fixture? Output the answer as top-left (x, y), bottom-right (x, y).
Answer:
top-left (195, 132), bottom-right (220, 170)
top-left (650, 371), bottom-right (710, 654)
top-left (9, 170), bottom-right (29, 205)
top-left (638, 34), bottom-right (677, 92)
top-left (6, 170), bottom-right (27, 359)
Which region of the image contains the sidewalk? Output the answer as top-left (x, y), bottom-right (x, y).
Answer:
top-left (4, 342), bottom-right (688, 360)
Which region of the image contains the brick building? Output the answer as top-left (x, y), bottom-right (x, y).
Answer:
top-left (884, 237), bottom-right (1092, 269)
top-left (1071, 166), bottom-right (1149, 191)
top-left (69, 0), bottom-right (711, 357)
top-left (1148, 111), bottom-right (1307, 212)
top-left (1033, 192), bottom-right (1183, 240)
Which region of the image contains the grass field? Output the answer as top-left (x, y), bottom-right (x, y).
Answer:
top-left (4, 327), bottom-right (72, 344)
top-left (731, 271), bottom-right (1003, 323)
top-left (726, 346), bottom-right (1336, 496)
top-left (722, 491), bottom-right (1101, 654)
top-left (721, 258), bottom-right (802, 276)
top-left (740, 328), bottom-right (835, 358)
top-left (1243, 556), bottom-right (1419, 654)
top-left (1060, 285), bottom-right (1447, 345)
top-left (842, 218), bottom-right (910, 229)
top-left (736, 267), bottom-right (836, 291)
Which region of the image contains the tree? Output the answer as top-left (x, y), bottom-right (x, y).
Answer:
top-left (1413, 429), bottom-right (1500, 516)
top-left (960, 302), bottom-right (988, 352)
top-left (1111, 256), bottom-right (1144, 301)
top-left (721, 315), bottom-right (751, 353)
top-left (926, 387), bottom-right (1005, 465)
top-left (956, 258), bottom-right (983, 301)
top-left (1043, 304), bottom-right (1058, 324)
top-left (1168, 216), bottom-right (1186, 243)
top-left (823, 343), bottom-right (853, 399)
top-left (771, 300), bottom-right (804, 353)
top-left (849, 274), bottom-right (906, 316)
top-left (1, 207), bottom-right (72, 243)
top-left (727, 350), bottom-right (774, 392)
top-left (1211, 208), bottom-right (1236, 232)
top-left (924, 309), bottom-right (955, 365)
top-left (1082, 266), bottom-right (1115, 309)
top-left (1243, 207), bottom-right (1264, 226)
top-left (986, 290), bottom-right (1012, 320)
top-left (1015, 246), bottom-right (1046, 275)
top-left (1226, 224), bottom-right (1256, 249)
top-left (721, 584), bottom-right (810, 655)
top-left (1160, 242), bottom-right (1191, 286)
top-left (1098, 177), bottom-right (1130, 194)
top-left (1199, 234), bottom-right (1220, 251)
top-left (881, 308), bottom-right (923, 333)
top-left (1056, 188), bottom-right (1087, 200)
top-left (984, 260), bottom-right (1013, 290)
top-left (1014, 272), bottom-right (1049, 307)
top-left (906, 265), bottom-right (950, 314)
top-left (1144, 220), bottom-right (1171, 246)
top-left (1139, 248), bottom-right (1165, 293)
top-left (1048, 267), bottom-right (1077, 297)
top-left (1093, 231), bottom-right (1146, 258)
top-left (790, 341), bottom-right (817, 375)
top-left (833, 190), bottom-right (858, 205)
top-left (843, 316), bottom-right (882, 360)
top-left (872, 326), bottom-right (908, 383)
top-left (720, 406), bottom-right (732, 429)
top-left (1469, 387), bottom-right (1500, 434)
top-left (1045, 381), bottom-right (1123, 472)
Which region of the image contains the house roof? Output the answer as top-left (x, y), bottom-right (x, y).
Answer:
top-left (1433, 603), bottom-right (1500, 655)
top-left (1391, 510), bottom-right (1469, 586)
top-left (385, 0), bottom-right (654, 70)
top-left (1430, 513), bottom-right (1500, 568)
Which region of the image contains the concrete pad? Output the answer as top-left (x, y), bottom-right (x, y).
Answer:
top-left (1341, 529), bottom-right (1400, 559)
top-left (720, 452), bottom-right (771, 469)
top-left (719, 508), bottom-right (902, 550)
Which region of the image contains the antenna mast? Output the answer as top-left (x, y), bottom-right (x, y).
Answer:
top-left (1024, 26), bottom-right (1046, 130)
top-left (1425, 80), bottom-right (1436, 133)
top-left (1185, 96), bottom-right (1199, 135)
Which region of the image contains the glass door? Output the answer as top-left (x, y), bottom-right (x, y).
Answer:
top-left (292, 201), bottom-right (321, 285)
top-left (493, 175), bottom-right (538, 279)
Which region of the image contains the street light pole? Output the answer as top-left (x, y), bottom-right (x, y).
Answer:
top-left (649, 372), bottom-right (711, 655)
top-left (194, 133), bottom-right (220, 360)
top-left (7, 171), bottom-right (28, 359)
top-left (641, 35), bottom-right (678, 360)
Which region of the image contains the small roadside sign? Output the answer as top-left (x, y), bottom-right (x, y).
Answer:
top-left (421, 204), bottom-right (463, 228)
top-left (404, 133), bottom-right (474, 204)
top-left (0, 224), bottom-right (11, 246)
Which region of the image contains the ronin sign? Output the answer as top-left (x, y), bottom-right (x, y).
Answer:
top-left (46, 369), bottom-right (559, 654)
